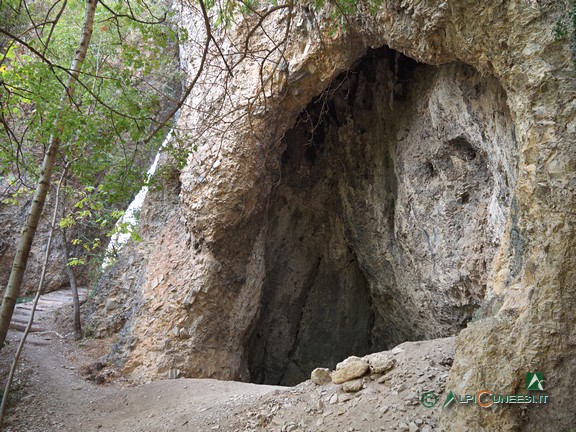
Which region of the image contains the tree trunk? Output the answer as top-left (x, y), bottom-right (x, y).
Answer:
top-left (61, 227), bottom-right (83, 340)
top-left (59, 163), bottom-right (83, 340)
top-left (0, 168), bottom-right (65, 424)
top-left (0, 0), bottom-right (98, 349)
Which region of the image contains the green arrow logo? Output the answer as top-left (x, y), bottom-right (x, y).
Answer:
top-left (443, 390), bottom-right (456, 408)
top-left (526, 372), bottom-right (545, 391)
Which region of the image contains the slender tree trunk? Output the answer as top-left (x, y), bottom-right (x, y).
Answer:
top-left (61, 227), bottom-right (82, 340)
top-left (0, 0), bottom-right (97, 349)
top-left (59, 163), bottom-right (82, 340)
top-left (0, 169), bottom-right (65, 425)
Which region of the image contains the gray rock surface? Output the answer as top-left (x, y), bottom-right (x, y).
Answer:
top-left (310, 368), bottom-right (332, 385)
top-left (331, 360), bottom-right (370, 384)
top-left (89, 1), bottom-right (576, 430)
top-left (364, 353), bottom-right (396, 374)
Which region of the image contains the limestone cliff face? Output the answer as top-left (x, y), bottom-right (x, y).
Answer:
top-left (92, 1), bottom-right (575, 430)
top-left (245, 58), bottom-right (516, 386)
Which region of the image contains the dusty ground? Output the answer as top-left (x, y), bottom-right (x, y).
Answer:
top-left (1, 291), bottom-right (454, 432)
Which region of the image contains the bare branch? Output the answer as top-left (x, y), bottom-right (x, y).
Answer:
top-left (140, 0), bottom-right (213, 145)
top-left (42, 0), bottom-right (69, 56)
top-left (0, 27), bottom-right (55, 66)
top-left (98, 0), bottom-right (167, 25)
top-left (210, 33), bottom-right (234, 77)
top-left (232, 3), bottom-right (292, 70)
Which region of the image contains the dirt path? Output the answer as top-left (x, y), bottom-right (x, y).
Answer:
top-left (2, 288), bottom-right (115, 431)
top-left (8, 289), bottom-right (89, 335)
top-left (1, 291), bottom-right (454, 432)
top-left (1, 291), bottom-right (286, 431)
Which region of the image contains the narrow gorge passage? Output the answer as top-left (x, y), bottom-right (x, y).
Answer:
top-left (246, 47), bottom-right (517, 385)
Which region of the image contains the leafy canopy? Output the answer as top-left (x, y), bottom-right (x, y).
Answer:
top-left (1, 0), bottom-right (183, 266)
top-left (0, 0), bottom-right (386, 269)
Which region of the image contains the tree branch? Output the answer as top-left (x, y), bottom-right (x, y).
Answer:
top-left (140, 0), bottom-right (213, 145)
top-left (98, 0), bottom-right (167, 25)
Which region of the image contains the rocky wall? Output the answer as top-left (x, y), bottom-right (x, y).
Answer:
top-left (247, 50), bottom-right (515, 386)
top-left (91, 1), bottom-right (576, 430)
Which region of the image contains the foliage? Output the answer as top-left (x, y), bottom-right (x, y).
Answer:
top-left (15, 296), bottom-right (33, 304)
top-left (554, 0), bottom-right (576, 68)
top-left (0, 0), bottom-right (183, 270)
top-left (205, 0), bottom-right (383, 32)
top-left (0, 0), bottom-right (386, 277)
top-left (1, 0), bottom-right (179, 186)
top-left (82, 323), bottom-right (95, 338)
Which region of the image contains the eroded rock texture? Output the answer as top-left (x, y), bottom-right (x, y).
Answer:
top-left (247, 52), bottom-right (515, 385)
top-left (91, 1), bottom-right (575, 430)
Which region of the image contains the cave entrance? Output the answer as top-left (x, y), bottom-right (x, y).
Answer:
top-left (246, 47), bottom-right (515, 386)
